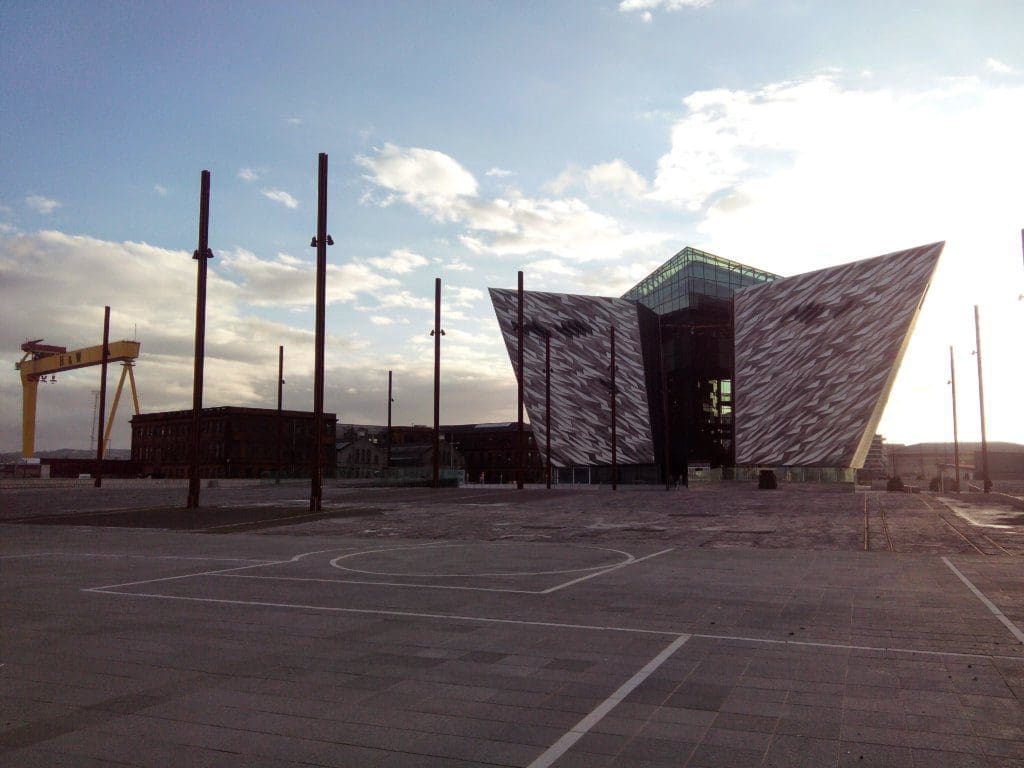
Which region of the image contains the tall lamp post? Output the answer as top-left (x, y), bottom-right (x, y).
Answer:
top-left (94, 306), bottom-right (110, 488)
top-left (609, 325), bottom-right (617, 491)
top-left (387, 370), bottom-right (393, 472)
top-left (309, 153), bottom-right (333, 512)
top-left (544, 331), bottom-right (552, 489)
top-left (658, 316), bottom-right (671, 491)
top-left (516, 270), bottom-right (525, 489)
top-left (431, 278), bottom-right (444, 489)
top-left (974, 305), bottom-right (991, 493)
top-left (276, 345), bottom-right (284, 485)
top-left (949, 345), bottom-right (960, 493)
top-left (187, 170), bottom-right (213, 509)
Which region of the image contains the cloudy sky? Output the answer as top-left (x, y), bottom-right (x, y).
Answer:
top-left (2, 0), bottom-right (1022, 453)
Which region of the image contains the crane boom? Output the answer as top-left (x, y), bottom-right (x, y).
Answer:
top-left (16, 340), bottom-right (140, 380)
top-left (15, 339), bottom-right (141, 457)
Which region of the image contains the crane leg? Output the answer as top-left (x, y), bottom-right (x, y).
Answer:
top-left (103, 364), bottom-right (130, 456)
top-left (21, 377), bottom-right (39, 458)
top-left (127, 361), bottom-right (140, 414)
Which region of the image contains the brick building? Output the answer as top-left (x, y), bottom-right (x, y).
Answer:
top-left (131, 406), bottom-right (336, 479)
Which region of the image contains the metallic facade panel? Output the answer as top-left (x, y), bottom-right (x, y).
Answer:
top-left (489, 289), bottom-right (656, 467)
top-left (734, 242), bottom-right (944, 468)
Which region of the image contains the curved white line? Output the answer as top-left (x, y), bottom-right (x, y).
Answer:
top-left (329, 542), bottom-right (635, 578)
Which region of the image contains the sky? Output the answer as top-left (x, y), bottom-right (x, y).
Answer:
top-left (2, 0), bottom-right (1023, 454)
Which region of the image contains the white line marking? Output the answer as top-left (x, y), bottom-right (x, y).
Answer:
top-left (80, 589), bottom-right (1024, 662)
top-left (527, 634), bottom-right (691, 768)
top-left (540, 548), bottom-right (674, 594)
top-left (0, 552), bottom-right (274, 562)
top-left (84, 546), bottom-right (362, 591)
top-left (81, 590), bottom-right (683, 637)
top-left (218, 573), bottom-right (543, 594)
top-left (690, 633), bottom-right (1023, 662)
top-left (329, 542), bottom-right (635, 578)
top-left (942, 556), bottom-right (1024, 644)
top-left (198, 509), bottom-right (336, 531)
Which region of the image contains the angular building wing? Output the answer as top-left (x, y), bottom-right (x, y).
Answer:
top-left (733, 242), bottom-right (944, 468)
top-left (489, 289), bottom-right (658, 467)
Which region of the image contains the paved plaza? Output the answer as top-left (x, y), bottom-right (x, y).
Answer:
top-left (1, 483), bottom-right (1022, 766)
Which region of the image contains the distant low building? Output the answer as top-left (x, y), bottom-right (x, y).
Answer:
top-left (887, 441), bottom-right (1024, 486)
top-left (131, 406), bottom-right (337, 479)
top-left (336, 436), bottom-right (387, 478)
top-left (335, 421), bottom-right (542, 483)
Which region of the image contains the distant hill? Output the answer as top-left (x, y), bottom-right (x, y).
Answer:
top-left (1, 448), bottom-right (132, 462)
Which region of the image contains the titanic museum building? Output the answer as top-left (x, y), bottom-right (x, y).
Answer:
top-left (489, 242), bottom-right (943, 484)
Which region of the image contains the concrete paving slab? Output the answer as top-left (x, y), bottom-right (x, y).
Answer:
top-left (2, 484), bottom-right (1023, 766)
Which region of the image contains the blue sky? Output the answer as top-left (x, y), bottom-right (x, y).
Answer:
top-left (2, 0), bottom-right (1023, 452)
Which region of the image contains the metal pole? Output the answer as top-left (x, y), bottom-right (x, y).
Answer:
top-left (387, 370), bottom-right (393, 471)
top-left (187, 170), bottom-right (212, 509)
top-left (545, 331), bottom-right (551, 490)
top-left (517, 270), bottom-right (525, 489)
top-left (659, 317), bottom-right (671, 491)
top-left (310, 153), bottom-right (329, 512)
top-left (974, 305), bottom-right (990, 493)
top-left (93, 305), bottom-right (110, 488)
top-left (433, 277), bottom-right (442, 488)
top-left (949, 346), bottom-right (960, 493)
top-left (276, 345), bottom-right (284, 485)
top-left (729, 292), bottom-right (737, 472)
top-left (610, 325), bottom-right (617, 491)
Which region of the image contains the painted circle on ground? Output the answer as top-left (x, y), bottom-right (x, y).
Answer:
top-left (329, 542), bottom-right (634, 578)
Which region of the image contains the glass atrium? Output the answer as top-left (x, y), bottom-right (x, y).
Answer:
top-left (623, 246), bottom-right (778, 315)
top-left (623, 247), bottom-right (778, 474)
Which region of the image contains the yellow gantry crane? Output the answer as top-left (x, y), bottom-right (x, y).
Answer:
top-left (15, 338), bottom-right (141, 458)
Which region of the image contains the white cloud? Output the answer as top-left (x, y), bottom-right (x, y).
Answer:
top-left (261, 188), bottom-right (299, 209)
top-left (651, 76), bottom-right (872, 210)
top-left (665, 74), bottom-right (1024, 444)
top-left (447, 285), bottom-right (483, 307)
top-left (287, 117), bottom-right (302, 125)
top-left (0, 230), bottom-right (520, 451)
top-left (357, 143), bottom-right (479, 221)
top-left (458, 197), bottom-right (667, 261)
top-left (544, 165), bottom-right (582, 195)
top-left (445, 260), bottom-right (474, 272)
top-left (153, 185), bottom-right (168, 196)
top-left (369, 316), bottom-right (394, 326)
top-left (486, 167), bottom-right (514, 177)
top-left (546, 160), bottom-right (648, 199)
top-left (219, 248), bottom-right (398, 307)
top-left (368, 248), bottom-right (428, 274)
top-left (985, 57), bottom-right (1016, 75)
top-left (359, 144), bottom-right (668, 262)
top-left (25, 195), bottom-right (61, 214)
top-left (619, 0), bottom-right (713, 16)
top-left (238, 168), bottom-right (260, 182)
top-left (585, 159), bottom-right (649, 198)
top-left (375, 290), bottom-right (434, 311)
